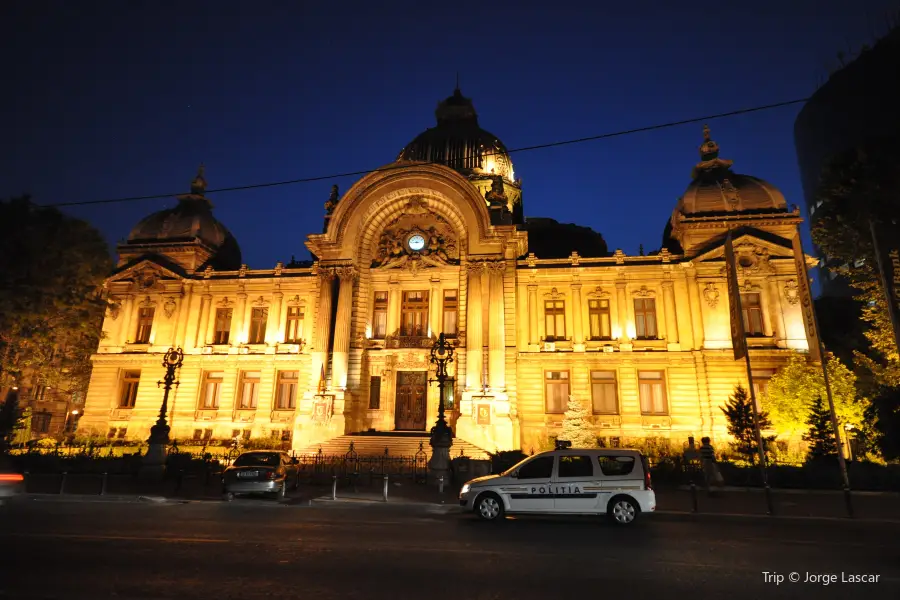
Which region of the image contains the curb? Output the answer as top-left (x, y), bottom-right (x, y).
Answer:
top-left (21, 493), bottom-right (183, 505)
top-left (310, 496), bottom-right (458, 512)
top-left (672, 486), bottom-right (900, 497)
top-left (652, 509), bottom-right (900, 524)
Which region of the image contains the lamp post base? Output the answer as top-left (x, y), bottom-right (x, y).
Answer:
top-left (428, 421), bottom-right (453, 486)
top-left (141, 422), bottom-right (170, 479)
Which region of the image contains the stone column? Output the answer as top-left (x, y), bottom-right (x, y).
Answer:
top-left (174, 284), bottom-right (192, 349)
top-left (118, 294), bottom-right (135, 346)
top-left (386, 281), bottom-right (401, 340)
top-left (194, 293), bottom-right (212, 348)
top-left (465, 262), bottom-right (484, 390)
top-left (768, 278), bottom-right (786, 346)
top-left (310, 269), bottom-right (335, 389)
top-left (662, 280), bottom-right (679, 346)
top-left (527, 283), bottom-right (538, 346)
top-left (615, 281), bottom-right (630, 344)
top-left (331, 266), bottom-right (358, 390)
top-left (487, 261), bottom-right (505, 390)
top-left (228, 291), bottom-right (246, 345)
top-left (429, 277), bottom-right (442, 337)
top-left (269, 290), bottom-right (284, 345)
top-left (571, 282), bottom-right (584, 350)
top-left (686, 270), bottom-right (705, 350)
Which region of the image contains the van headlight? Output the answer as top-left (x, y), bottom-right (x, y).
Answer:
top-left (460, 483), bottom-right (471, 495)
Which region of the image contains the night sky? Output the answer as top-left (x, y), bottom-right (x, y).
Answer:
top-left (2, 0), bottom-right (896, 283)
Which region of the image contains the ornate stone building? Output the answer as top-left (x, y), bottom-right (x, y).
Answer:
top-left (80, 88), bottom-right (817, 454)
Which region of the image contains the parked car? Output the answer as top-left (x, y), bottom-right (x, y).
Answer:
top-left (222, 451), bottom-right (300, 501)
top-left (458, 446), bottom-right (656, 525)
top-left (0, 455), bottom-right (25, 505)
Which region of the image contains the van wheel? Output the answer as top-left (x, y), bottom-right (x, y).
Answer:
top-left (607, 496), bottom-right (639, 525)
top-left (474, 492), bottom-right (504, 521)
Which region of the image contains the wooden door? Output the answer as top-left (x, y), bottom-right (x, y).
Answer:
top-left (395, 371), bottom-right (427, 430)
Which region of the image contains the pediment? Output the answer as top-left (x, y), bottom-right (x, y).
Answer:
top-left (107, 256), bottom-right (187, 291)
top-left (689, 229), bottom-right (817, 275)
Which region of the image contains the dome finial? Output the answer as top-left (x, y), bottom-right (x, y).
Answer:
top-left (691, 124), bottom-right (733, 179)
top-left (191, 163), bottom-right (207, 195)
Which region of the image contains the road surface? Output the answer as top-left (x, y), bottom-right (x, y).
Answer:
top-left (1, 497), bottom-right (898, 599)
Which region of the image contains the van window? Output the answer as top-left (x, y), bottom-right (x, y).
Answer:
top-left (597, 455), bottom-right (635, 476)
top-left (558, 455), bottom-right (594, 478)
top-left (517, 456), bottom-right (554, 479)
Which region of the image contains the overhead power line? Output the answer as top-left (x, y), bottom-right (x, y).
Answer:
top-left (45, 97), bottom-right (808, 208)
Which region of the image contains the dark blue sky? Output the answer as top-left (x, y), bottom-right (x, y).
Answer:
top-left (2, 0), bottom-right (895, 276)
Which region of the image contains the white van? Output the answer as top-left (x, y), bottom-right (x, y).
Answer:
top-left (459, 447), bottom-right (656, 525)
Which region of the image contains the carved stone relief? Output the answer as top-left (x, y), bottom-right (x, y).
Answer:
top-left (633, 285), bottom-right (655, 298)
top-left (703, 283), bottom-right (720, 308)
top-left (163, 297), bottom-right (177, 319)
top-left (587, 286), bottom-right (611, 299)
top-left (783, 280), bottom-right (800, 305)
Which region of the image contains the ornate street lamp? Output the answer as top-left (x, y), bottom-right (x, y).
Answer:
top-left (427, 333), bottom-right (454, 484)
top-left (144, 347), bottom-right (184, 473)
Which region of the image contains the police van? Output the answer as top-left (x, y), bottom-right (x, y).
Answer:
top-left (458, 442), bottom-right (656, 525)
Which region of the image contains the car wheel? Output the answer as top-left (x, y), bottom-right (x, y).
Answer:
top-left (292, 475), bottom-right (300, 491)
top-left (276, 483), bottom-right (286, 501)
top-left (474, 492), bottom-right (504, 521)
top-left (607, 495), bottom-right (639, 525)
top-left (223, 492), bottom-right (235, 502)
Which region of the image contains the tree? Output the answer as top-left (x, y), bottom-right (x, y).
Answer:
top-left (721, 386), bottom-right (773, 464)
top-left (0, 196), bottom-right (112, 399)
top-left (811, 138), bottom-right (900, 458)
top-left (560, 395), bottom-right (596, 448)
top-left (763, 353), bottom-right (866, 438)
top-left (0, 390), bottom-right (22, 454)
top-left (802, 396), bottom-right (838, 462)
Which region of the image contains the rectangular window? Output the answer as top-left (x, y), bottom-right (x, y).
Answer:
top-left (442, 289), bottom-right (458, 337)
top-left (544, 371), bottom-right (569, 414)
top-left (741, 293), bottom-right (764, 336)
top-left (32, 412), bottom-right (52, 434)
top-left (135, 307), bottom-right (155, 343)
top-left (248, 307), bottom-right (268, 344)
top-left (284, 306), bottom-right (304, 343)
top-left (588, 299), bottom-right (611, 340)
top-left (638, 370), bottom-right (668, 415)
top-left (238, 371), bottom-right (260, 409)
top-left (213, 308), bottom-right (233, 345)
top-left (200, 371), bottom-right (224, 409)
top-left (590, 370), bottom-right (618, 414)
top-left (751, 369), bottom-right (775, 411)
top-left (544, 300), bottom-right (566, 341)
top-left (276, 371), bottom-right (298, 409)
top-left (633, 298), bottom-right (658, 339)
top-left (400, 290), bottom-right (428, 337)
top-left (119, 370), bottom-right (141, 408)
top-left (372, 292), bottom-right (388, 339)
top-left (368, 376), bottom-right (381, 409)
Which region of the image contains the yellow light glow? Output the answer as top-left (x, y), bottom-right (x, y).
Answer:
top-left (611, 326), bottom-right (622, 340)
top-left (626, 323), bottom-right (637, 339)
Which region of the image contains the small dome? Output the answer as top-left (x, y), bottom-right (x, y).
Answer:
top-left (397, 88), bottom-right (516, 183)
top-left (677, 125), bottom-right (787, 215)
top-left (125, 166), bottom-right (242, 270)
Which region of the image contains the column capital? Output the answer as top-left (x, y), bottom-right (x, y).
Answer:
top-left (570, 283), bottom-right (583, 291)
top-left (466, 261), bottom-right (485, 275)
top-left (527, 284), bottom-right (538, 292)
top-left (202, 293), bottom-right (213, 301)
top-left (273, 291), bottom-right (284, 300)
top-left (616, 281), bottom-right (627, 290)
top-left (237, 292), bottom-right (248, 300)
top-left (484, 260), bottom-right (506, 275)
top-left (336, 265), bottom-right (359, 282)
top-left (661, 280), bottom-right (675, 290)
top-left (318, 268), bottom-right (336, 282)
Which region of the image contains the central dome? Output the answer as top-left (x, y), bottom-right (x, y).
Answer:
top-left (397, 88), bottom-right (516, 183)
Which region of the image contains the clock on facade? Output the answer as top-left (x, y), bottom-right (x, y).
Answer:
top-left (407, 233), bottom-right (426, 252)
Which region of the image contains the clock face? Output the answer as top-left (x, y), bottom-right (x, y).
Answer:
top-left (408, 234), bottom-right (426, 252)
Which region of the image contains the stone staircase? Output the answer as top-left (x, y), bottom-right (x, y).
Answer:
top-left (298, 432), bottom-right (491, 460)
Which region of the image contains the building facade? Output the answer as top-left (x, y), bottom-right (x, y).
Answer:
top-left (80, 89), bottom-right (818, 454)
top-left (794, 25), bottom-right (900, 296)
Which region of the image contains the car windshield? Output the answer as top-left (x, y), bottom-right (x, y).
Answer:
top-left (233, 452), bottom-right (279, 467)
top-left (501, 455), bottom-right (537, 476)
